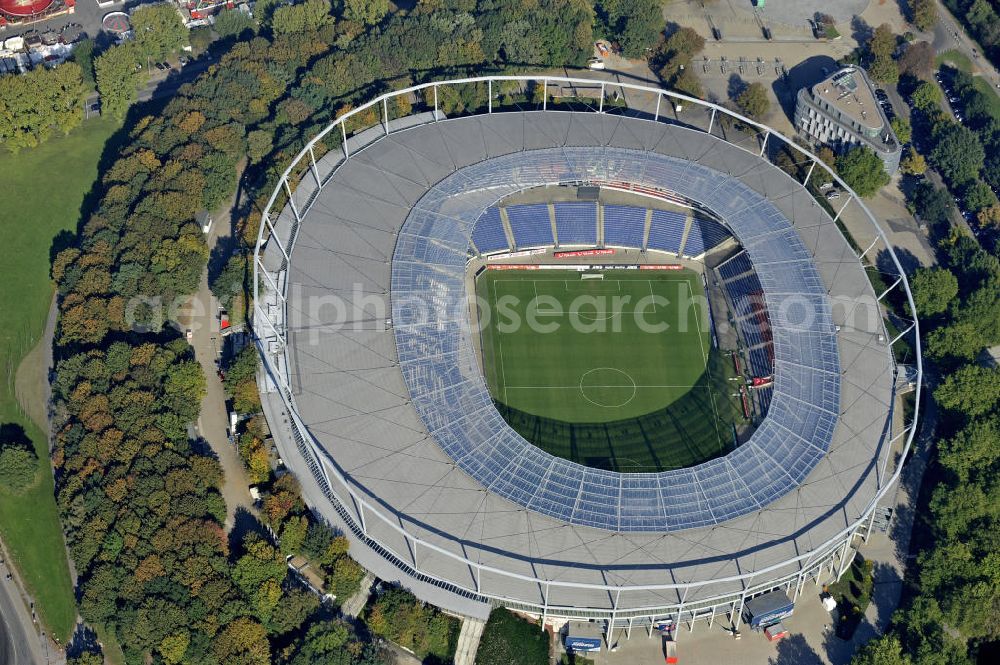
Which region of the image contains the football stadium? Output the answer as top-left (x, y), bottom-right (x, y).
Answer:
top-left (254, 76), bottom-right (921, 639)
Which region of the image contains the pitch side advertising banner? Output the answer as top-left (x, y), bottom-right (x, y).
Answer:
top-left (486, 248), bottom-right (548, 261)
top-left (486, 264), bottom-right (685, 271)
top-left (552, 248), bottom-right (615, 258)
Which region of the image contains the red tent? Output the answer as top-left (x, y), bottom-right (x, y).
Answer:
top-left (0, 0), bottom-right (54, 17)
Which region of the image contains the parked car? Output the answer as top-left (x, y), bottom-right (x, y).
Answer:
top-left (587, 57), bottom-right (606, 70)
top-left (825, 190), bottom-right (841, 200)
top-left (596, 42), bottom-right (609, 57)
top-left (819, 182), bottom-right (834, 190)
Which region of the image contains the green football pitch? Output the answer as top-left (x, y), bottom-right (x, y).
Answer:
top-left (476, 269), bottom-right (742, 472)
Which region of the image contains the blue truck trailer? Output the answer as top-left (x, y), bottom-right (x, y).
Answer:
top-left (742, 590), bottom-right (794, 630)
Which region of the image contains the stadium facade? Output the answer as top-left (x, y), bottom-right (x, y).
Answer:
top-left (253, 76), bottom-right (921, 637)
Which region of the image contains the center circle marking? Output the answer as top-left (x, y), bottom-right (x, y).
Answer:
top-left (579, 367), bottom-right (638, 408)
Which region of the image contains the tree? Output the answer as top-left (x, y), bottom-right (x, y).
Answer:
top-left (210, 253), bottom-right (247, 309)
top-left (212, 617), bottom-right (270, 665)
top-left (596, 0), bottom-right (663, 58)
top-left (653, 27), bottom-right (705, 96)
top-left (910, 181), bottom-right (953, 225)
top-left (869, 23), bottom-right (897, 61)
top-left (735, 82), bottom-right (770, 119)
top-left (935, 366), bottom-right (1000, 417)
top-left (890, 117), bottom-right (912, 144)
top-left (67, 651), bottom-right (104, 665)
top-left (131, 3), bottom-right (189, 61)
top-left (930, 122), bottom-right (986, 185)
top-left (900, 148), bottom-right (926, 175)
top-left (911, 267), bottom-right (958, 316)
top-left (343, 0), bottom-right (389, 27)
top-left (272, 0), bottom-right (334, 34)
top-left (246, 129), bottom-right (273, 164)
top-left (927, 320), bottom-right (986, 361)
top-left (850, 633), bottom-right (912, 665)
top-left (672, 68), bottom-right (703, 98)
top-left (817, 146), bottom-right (836, 167)
top-left (898, 40), bottom-right (935, 80)
top-left (911, 80), bottom-right (942, 110)
top-left (889, 117), bottom-right (913, 145)
top-left (962, 180), bottom-right (996, 212)
top-left (836, 146), bottom-right (890, 197)
top-left (977, 204), bottom-right (1000, 228)
top-left (0, 63), bottom-right (87, 152)
top-left (937, 416), bottom-right (1000, 481)
top-left (214, 9), bottom-right (258, 39)
top-left (909, 0), bottom-right (936, 32)
top-left (232, 534), bottom-right (287, 598)
top-left (70, 38), bottom-right (97, 89)
top-left (868, 24), bottom-right (899, 84)
top-left (0, 440), bottom-right (39, 494)
top-left (95, 43), bottom-right (141, 119)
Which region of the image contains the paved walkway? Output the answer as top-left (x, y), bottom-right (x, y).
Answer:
top-left (453, 616), bottom-right (486, 665)
top-left (180, 171), bottom-right (257, 532)
top-left (0, 555), bottom-right (41, 665)
top-left (340, 573), bottom-right (373, 619)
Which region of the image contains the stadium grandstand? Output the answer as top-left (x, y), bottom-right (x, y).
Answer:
top-left (252, 76), bottom-right (920, 642)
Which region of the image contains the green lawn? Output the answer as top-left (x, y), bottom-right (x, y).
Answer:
top-left (937, 49), bottom-right (974, 73)
top-left (476, 269), bottom-right (741, 472)
top-left (969, 76), bottom-right (1000, 120)
top-left (0, 116), bottom-right (120, 640)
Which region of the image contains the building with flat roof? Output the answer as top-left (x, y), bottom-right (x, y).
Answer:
top-left (794, 66), bottom-right (901, 175)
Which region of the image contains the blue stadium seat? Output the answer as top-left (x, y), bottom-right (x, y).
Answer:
top-left (603, 205), bottom-right (646, 248)
top-left (506, 204), bottom-right (553, 248)
top-left (646, 209), bottom-right (686, 253)
top-left (683, 217), bottom-right (732, 257)
top-left (471, 207), bottom-right (509, 254)
top-left (718, 251), bottom-right (753, 281)
top-left (554, 202), bottom-right (598, 245)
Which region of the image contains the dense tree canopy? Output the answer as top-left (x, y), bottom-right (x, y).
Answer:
top-left (900, 148), bottom-right (927, 175)
top-left (595, 0), bottom-right (662, 57)
top-left (911, 81), bottom-right (943, 111)
top-left (0, 438), bottom-right (39, 494)
top-left (898, 40), bottom-right (935, 80)
top-left (0, 62), bottom-right (87, 152)
top-left (734, 81), bottom-right (770, 119)
top-left (909, 0), bottom-right (937, 31)
top-left (930, 121), bottom-right (986, 185)
top-left (343, 0), bottom-right (389, 27)
top-left (935, 366), bottom-right (1000, 417)
top-left (891, 117), bottom-right (912, 145)
top-left (867, 24), bottom-right (899, 84)
top-left (131, 3), bottom-right (189, 62)
top-left (836, 146), bottom-right (890, 197)
top-left (911, 267), bottom-right (959, 316)
top-left (651, 27), bottom-right (706, 97)
top-left (95, 43), bottom-right (141, 119)
top-left (214, 9), bottom-right (259, 40)
top-left (273, 0), bottom-right (335, 34)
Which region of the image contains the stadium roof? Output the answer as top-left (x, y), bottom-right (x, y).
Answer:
top-left (391, 147), bottom-right (838, 532)
top-left (264, 110), bottom-right (896, 612)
